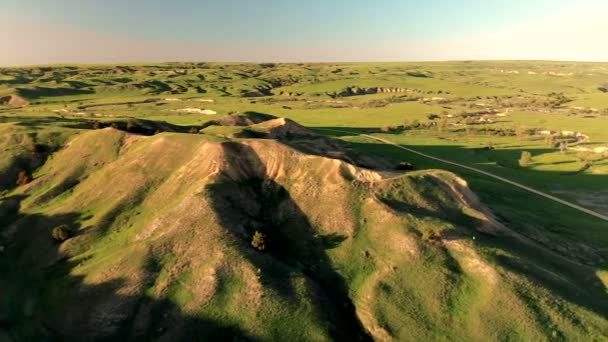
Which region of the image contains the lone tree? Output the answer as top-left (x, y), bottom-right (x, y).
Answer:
top-left (251, 231), bottom-right (267, 251)
top-left (519, 151), bottom-right (533, 167)
top-left (52, 224), bottom-right (73, 242)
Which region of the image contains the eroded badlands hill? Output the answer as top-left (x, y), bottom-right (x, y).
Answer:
top-left (1, 122), bottom-right (607, 341)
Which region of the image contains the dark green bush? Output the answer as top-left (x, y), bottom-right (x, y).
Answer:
top-left (397, 162), bottom-right (415, 170)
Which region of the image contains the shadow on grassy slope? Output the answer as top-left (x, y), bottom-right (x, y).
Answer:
top-left (206, 141), bottom-right (371, 341)
top-left (1, 116), bottom-right (94, 130)
top-left (0, 197), bottom-right (258, 341)
top-left (1, 116), bottom-right (204, 136)
top-left (16, 87), bottom-right (94, 99)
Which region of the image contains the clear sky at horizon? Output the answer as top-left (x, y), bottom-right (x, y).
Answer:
top-left (1, 0), bottom-right (607, 65)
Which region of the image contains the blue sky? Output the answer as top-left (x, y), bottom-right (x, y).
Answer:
top-left (1, 0), bottom-right (607, 64)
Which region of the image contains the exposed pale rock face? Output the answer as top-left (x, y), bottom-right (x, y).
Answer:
top-left (0, 95), bottom-right (29, 107)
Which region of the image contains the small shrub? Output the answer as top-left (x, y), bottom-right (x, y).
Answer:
top-left (93, 121), bottom-right (103, 129)
top-left (397, 162), bottom-right (415, 170)
top-left (52, 224), bottom-right (72, 242)
top-left (251, 231), bottom-right (267, 251)
top-left (519, 151), bottom-right (532, 167)
top-left (189, 127), bottom-right (200, 134)
top-left (16, 170), bottom-right (32, 186)
top-left (422, 230), bottom-right (441, 243)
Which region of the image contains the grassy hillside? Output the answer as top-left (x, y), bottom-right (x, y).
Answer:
top-left (1, 62), bottom-right (607, 340)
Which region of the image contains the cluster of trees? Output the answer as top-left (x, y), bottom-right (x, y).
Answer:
top-left (547, 92), bottom-right (572, 108)
top-left (454, 126), bottom-right (518, 137)
top-left (380, 119), bottom-right (439, 133)
top-left (360, 96), bottom-right (417, 108)
top-left (379, 115), bottom-right (525, 137)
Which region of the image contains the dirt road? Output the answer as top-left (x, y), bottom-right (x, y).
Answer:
top-left (317, 128), bottom-right (608, 222)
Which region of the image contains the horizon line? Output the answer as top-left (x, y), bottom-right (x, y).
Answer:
top-left (3, 59), bottom-right (608, 68)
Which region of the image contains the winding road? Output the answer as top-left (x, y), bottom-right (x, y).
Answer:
top-left (316, 128), bottom-right (608, 222)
